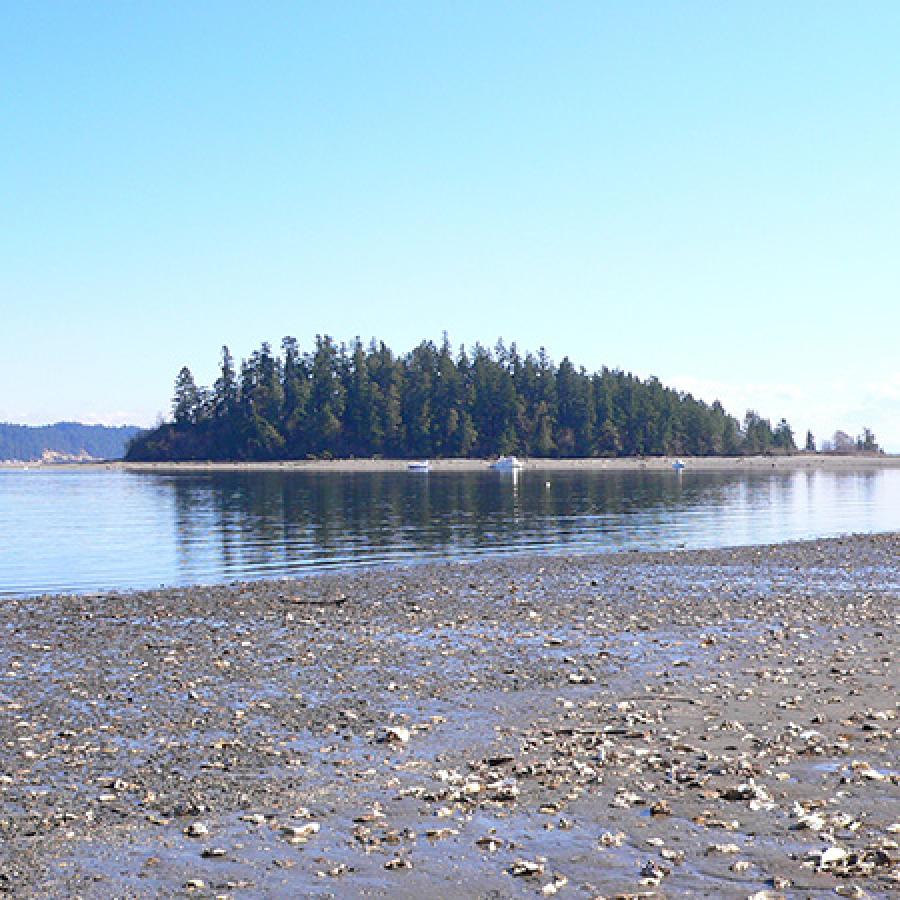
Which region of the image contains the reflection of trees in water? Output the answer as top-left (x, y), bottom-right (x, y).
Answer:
top-left (170, 470), bottom-right (767, 573)
top-left (852, 470), bottom-right (879, 501)
top-left (171, 476), bottom-right (222, 569)
top-left (798, 469), bottom-right (881, 514)
top-left (170, 469), bottom-right (890, 577)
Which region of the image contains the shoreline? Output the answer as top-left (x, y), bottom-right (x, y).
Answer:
top-left (4, 526), bottom-right (900, 603)
top-left (3, 453), bottom-right (899, 473)
top-left (1, 534), bottom-right (897, 897)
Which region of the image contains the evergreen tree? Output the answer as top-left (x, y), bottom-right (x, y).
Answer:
top-left (773, 418), bottom-right (796, 453)
top-left (432, 334), bottom-right (467, 456)
top-left (308, 335), bottom-right (345, 456)
top-left (369, 341), bottom-right (404, 456)
top-left (722, 413), bottom-right (742, 456)
top-left (127, 333), bottom-right (797, 463)
top-left (344, 338), bottom-right (378, 456)
top-left (861, 427), bottom-right (879, 453)
top-left (254, 342), bottom-right (284, 424)
top-left (173, 367), bottom-right (201, 426)
top-left (596, 419), bottom-right (622, 457)
top-left (555, 358), bottom-right (594, 456)
top-left (402, 341), bottom-right (437, 457)
top-left (742, 410), bottom-right (774, 455)
top-left (213, 346), bottom-right (238, 420)
top-left (281, 336), bottom-right (311, 456)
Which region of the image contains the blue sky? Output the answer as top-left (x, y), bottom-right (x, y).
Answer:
top-left (2, 2), bottom-right (898, 449)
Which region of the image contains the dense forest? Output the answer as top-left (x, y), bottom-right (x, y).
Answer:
top-left (0, 422), bottom-right (140, 461)
top-left (125, 335), bottom-right (797, 461)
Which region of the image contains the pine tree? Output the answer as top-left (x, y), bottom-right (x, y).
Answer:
top-left (213, 346), bottom-right (238, 420)
top-left (281, 336), bottom-right (311, 457)
top-left (861, 427), bottom-right (879, 453)
top-left (773, 419), bottom-right (796, 453)
top-left (127, 333), bottom-right (797, 463)
top-left (309, 335), bottom-right (345, 456)
top-left (173, 367), bottom-right (201, 426)
top-left (344, 338), bottom-right (378, 456)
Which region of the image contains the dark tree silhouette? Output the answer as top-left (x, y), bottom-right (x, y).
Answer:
top-left (126, 335), bottom-right (794, 461)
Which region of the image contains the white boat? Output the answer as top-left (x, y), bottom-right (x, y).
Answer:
top-left (408, 460), bottom-right (430, 472)
top-left (672, 458), bottom-right (686, 471)
top-left (492, 455), bottom-right (525, 471)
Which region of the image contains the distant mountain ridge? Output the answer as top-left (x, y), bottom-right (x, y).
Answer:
top-left (0, 422), bottom-right (142, 462)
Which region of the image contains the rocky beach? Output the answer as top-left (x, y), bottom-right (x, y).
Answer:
top-left (0, 534), bottom-right (897, 898)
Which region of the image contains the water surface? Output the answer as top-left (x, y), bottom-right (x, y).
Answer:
top-left (1, 467), bottom-right (898, 596)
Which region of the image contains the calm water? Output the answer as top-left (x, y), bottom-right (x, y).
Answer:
top-left (1, 467), bottom-right (899, 597)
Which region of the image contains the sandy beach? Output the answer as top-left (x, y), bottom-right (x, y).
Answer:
top-left (3, 454), bottom-right (899, 474)
top-left (0, 534), bottom-right (897, 897)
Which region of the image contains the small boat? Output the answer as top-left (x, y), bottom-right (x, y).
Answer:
top-left (492, 455), bottom-right (525, 471)
top-left (407, 460), bottom-right (430, 472)
top-left (672, 458), bottom-right (686, 471)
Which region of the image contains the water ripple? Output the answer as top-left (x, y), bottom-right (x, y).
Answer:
top-left (1, 467), bottom-right (898, 597)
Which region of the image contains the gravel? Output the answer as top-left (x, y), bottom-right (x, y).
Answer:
top-left (0, 533), bottom-right (897, 898)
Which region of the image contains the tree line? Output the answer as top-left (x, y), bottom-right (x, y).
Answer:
top-left (819, 428), bottom-right (881, 454)
top-left (125, 335), bottom-right (797, 461)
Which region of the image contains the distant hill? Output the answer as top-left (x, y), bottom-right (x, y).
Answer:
top-left (0, 422), bottom-right (143, 462)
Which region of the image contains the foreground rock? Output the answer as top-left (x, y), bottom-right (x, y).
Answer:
top-left (0, 534), bottom-right (897, 897)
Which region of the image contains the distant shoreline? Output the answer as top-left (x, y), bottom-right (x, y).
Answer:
top-left (3, 453), bottom-right (899, 473)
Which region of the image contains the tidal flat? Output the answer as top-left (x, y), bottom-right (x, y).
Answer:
top-left (0, 535), bottom-right (897, 898)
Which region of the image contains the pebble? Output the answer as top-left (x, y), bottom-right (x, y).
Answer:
top-left (2, 533), bottom-right (897, 897)
top-left (510, 859), bottom-right (546, 877)
top-left (280, 822), bottom-right (320, 842)
top-left (383, 725), bottom-right (411, 744)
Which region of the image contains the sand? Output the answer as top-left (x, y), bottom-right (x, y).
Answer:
top-left (0, 535), bottom-right (897, 897)
top-left (3, 453), bottom-right (898, 473)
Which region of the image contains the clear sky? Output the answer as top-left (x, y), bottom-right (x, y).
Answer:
top-left (2, 2), bottom-right (898, 449)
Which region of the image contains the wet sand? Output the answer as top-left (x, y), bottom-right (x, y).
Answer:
top-left (3, 453), bottom-right (899, 473)
top-left (0, 535), bottom-right (897, 898)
